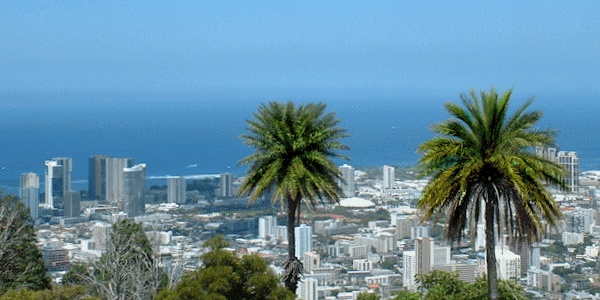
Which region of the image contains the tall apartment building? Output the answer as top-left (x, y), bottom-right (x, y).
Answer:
top-left (123, 163), bottom-right (146, 217)
top-left (258, 215), bottom-right (277, 239)
top-left (557, 151), bottom-right (580, 192)
top-left (88, 155), bottom-right (108, 199)
top-left (433, 245), bottom-right (451, 267)
top-left (396, 215), bottom-right (419, 239)
top-left (383, 165), bottom-right (394, 189)
top-left (411, 226), bottom-right (430, 239)
top-left (496, 246), bottom-right (521, 281)
top-left (92, 222), bottom-right (112, 252)
top-left (64, 191), bottom-right (81, 218)
top-left (535, 147), bottom-right (580, 192)
top-left (19, 173), bottom-right (40, 219)
top-left (339, 164), bottom-right (355, 198)
top-left (303, 251), bottom-right (321, 273)
top-left (168, 176), bottom-right (186, 204)
top-left (403, 250), bottom-right (417, 291)
top-left (220, 173), bottom-right (233, 198)
top-left (297, 277), bottom-right (318, 300)
top-left (535, 147), bottom-right (558, 160)
top-left (105, 157), bottom-right (135, 204)
top-left (45, 157), bottom-right (72, 209)
top-left (295, 224), bottom-right (313, 259)
top-left (415, 237), bottom-right (434, 275)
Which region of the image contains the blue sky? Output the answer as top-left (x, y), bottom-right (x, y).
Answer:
top-left (1, 0), bottom-right (598, 95)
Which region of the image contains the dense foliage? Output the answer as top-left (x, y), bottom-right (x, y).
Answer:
top-left (238, 102), bottom-right (349, 292)
top-left (155, 235), bottom-right (294, 300)
top-left (0, 193), bottom-right (51, 293)
top-left (394, 271), bottom-right (527, 300)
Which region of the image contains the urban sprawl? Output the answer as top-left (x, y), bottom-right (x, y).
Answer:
top-left (16, 147), bottom-right (600, 299)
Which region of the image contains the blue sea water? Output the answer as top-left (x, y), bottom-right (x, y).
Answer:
top-left (1, 89), bottom-right (599, 195)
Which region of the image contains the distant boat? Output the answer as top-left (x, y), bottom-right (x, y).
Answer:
top-left (186, 164), bottom-right (197, 168)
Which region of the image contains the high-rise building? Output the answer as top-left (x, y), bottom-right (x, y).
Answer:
top-left (475, 223), bottom-right (486, 251)
top-left (535, 147), bottom-right (558, 161)
top-left (403, 250), bottom-right (417, 291)
top-left (433, 245), bottom-right (451, 268)
top-left (557, 151), bottom-right (580, 192)
top-left (220, 173), bottom-right (233, 198)
top-left (44, 157), bottom-right (72, 209)
top-left (19, 173), bottom-right (40, 219)
top-left (295, 224), bottom-right (313, 259)
top-left (495, 246), bottom-right (521, 281)
top-left (396, 215), bottom-right (419, 239)
top-left (168, 176), bottom-right (186, 204)
top-left (123, 163), bottom-right (146, 217)
top-left (383, 165), bottom-right (394, 189)
top-left (411, 226), bottom-right (430, 239)
top-left (339, 164), bottom-right (355, 198)
top-left (415, 237), bottom-right (434, 275)
top-left (258, 216), bottom-right (277, 239)
top-left (297, 277), bottom-right (318, 300)
top-left (64, 191), bottom-right (81, 218)
top-left (303, 251), bottom-right (321, 273)
top-left (105, 157), bottom-right (134, 204)
top-left (530, 245), bottom-right (541, 270)
top-left (88, 155), bottom-right (108, 199)
top-left (535, 147), bottom-right (580, 192)
top-left (92, 222), bottom-right (112, 252)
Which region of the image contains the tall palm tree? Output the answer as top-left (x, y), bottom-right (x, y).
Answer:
top-left (417, 88), bottom-right (566, 300)
top-left (238, 101), bottom-right (349, 293)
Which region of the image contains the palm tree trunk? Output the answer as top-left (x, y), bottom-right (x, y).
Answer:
top-left (485, 199), bottom-right (499, 300)
top-left (284, 198), bottom-right (298, 292)
top-left (287, 199), bottom-right (297, 262)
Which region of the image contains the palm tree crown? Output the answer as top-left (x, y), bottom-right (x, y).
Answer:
top-left (417, 88), bottom-right (565, 299)
top-left (238, 101), bottom-right (349, 292)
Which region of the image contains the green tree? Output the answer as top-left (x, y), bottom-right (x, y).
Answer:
top-left (393, 271), bottom-right (527, 300)
top-left (417, 88), bottom-right (565, 300)
top-left (238, 102), bottom-right (349, 292)
top-left (357, 292), bottom-right (380, 300)
top-left (0, 285), bottom-right (102, 300)
top-left (155, 235), bottom-right (294, 300)
top-left (69, 219), bottom-right (161, 300)
top-left (0, 193), bottom-right (51, 293)
top-left (62, 263), bottom-right (91, 287)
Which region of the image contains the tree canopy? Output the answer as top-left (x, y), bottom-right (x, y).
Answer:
top-left (0, 193), bottom-right (50, 293)
top-left (238, 101), bottom-right (349, 292)
top-left (417, 88), bottom-right (565, 299)
top-left (155, 235), bottom-right (294, 300)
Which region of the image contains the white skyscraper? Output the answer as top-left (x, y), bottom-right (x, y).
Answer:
top-left (20, 173), bottom-right (39, 219)
top-left (295, 224), bottom-right (313, 259)
top-left (220, 173), bottom-right (233, 198)
top-left (44, 157), bottom-right (72, 209)
top-left (105, 157), bottom-right (134, 204)
top-left (168, 176), bottom-right (186, 204)
top-left (475, 223), bottom-right (486, 251)
top-left (403, 250), bottom-right (417, 291)
top-left (383, 165), bottom-right (394, 189)
top-left (297, 277), bottom-right (318, 300)
top-left (433, 245), bottom-right (451, 267)
top-left (557, 151), bottom-right (580, 192)
top-left (339, 164), bottom-right (355, 198)
top-left (259, 215), bottom-right (277, 239)
top-left (495, 246), bottom-right (521, 281)
top-left (92, 222), bottom-right (113, 252)
top-left (123, 163), bottom-right (146, 217)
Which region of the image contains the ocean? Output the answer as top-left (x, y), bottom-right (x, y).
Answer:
top-left (1, 89), bottom-right (598, 195)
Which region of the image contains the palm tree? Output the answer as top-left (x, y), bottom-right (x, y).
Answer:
top-left (417, 88), bottom-right (566, 300)
top-left (238, 101), bottom-right (349, 293)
